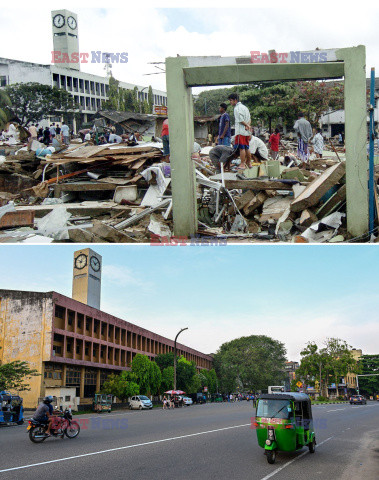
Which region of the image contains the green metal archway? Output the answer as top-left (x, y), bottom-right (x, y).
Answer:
top-left (166, 46), bottom-right (368, 238)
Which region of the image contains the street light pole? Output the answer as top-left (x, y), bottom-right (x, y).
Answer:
top-left (174, 327), bottom-right (188, 391)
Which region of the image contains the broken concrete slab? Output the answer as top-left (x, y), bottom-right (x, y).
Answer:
top-left (291, 163), bottom-right (346, 212)
top-left (316, 184), bottom-right (346, 219)
top-left (0, 210), bottom-right (35, 229)
top-left (259, 196), bottom-right (292, 222)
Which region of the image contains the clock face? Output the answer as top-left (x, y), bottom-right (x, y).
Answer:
top-left (67, 16), bottom-right (77, 30)
top-left (75, 253), bottom-right (87, 270)
top-left (90, 256), bottom-right (101, 272)
top-left (53, 14), bottom-right (65, 28)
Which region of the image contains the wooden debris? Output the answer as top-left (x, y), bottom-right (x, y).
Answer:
top-left (299, 209), bottom-right (318, 228)
top-left (290, 163), bottom-right (346, 212)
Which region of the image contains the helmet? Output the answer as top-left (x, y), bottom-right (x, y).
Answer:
top-left (43, 395), bottom-right (54, 404)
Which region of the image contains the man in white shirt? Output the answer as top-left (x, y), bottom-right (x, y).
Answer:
top-left (61, 123), bottom-right (70, 145)
top-left (312, 128), bottom-right (324, 158)
top-left (249, 136), bottom-right (269, 161)
top-left (228, 93), bottom-right (252, 170)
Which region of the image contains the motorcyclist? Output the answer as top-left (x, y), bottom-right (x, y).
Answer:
top-left (31, 396), bottom-right (54, 436)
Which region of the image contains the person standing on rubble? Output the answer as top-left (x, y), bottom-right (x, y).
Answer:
top-left (61, 122), bottom-right (70, 145)
top-left (28, 123), bottom-right (38, 148)
top-left (228, 93), bottom-right (252, 170)
top-left (43, 126), bottom-right (51, 146)
top-left (293, 113), bottom-right (313, 165)
top-left (268, 128), bottom-right (281, 160)
top-left (312, 128), bottom-right (324, 158)
top-left (161, 118), bottom-right (170, 162)
top-left (217, 103), bottom-right (231, 146)
top-left (55, 124), bottom-right (61, 142)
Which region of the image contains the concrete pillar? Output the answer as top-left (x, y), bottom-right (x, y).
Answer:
top-left (96, 369), bottom-right (101, 393)
top-left (336, 46), bottom-right (368, 237)
top-left (80, 367), bottom-right (85, 398)
top-left (166, 56), bottom-right (197, 236)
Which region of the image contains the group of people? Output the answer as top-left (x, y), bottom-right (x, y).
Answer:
top-left (28, 122), bottom-right (70, 147)
top-left (209, 93), bottom-right (325, 172)
top-left (162, 395), bottom-right (183, 409)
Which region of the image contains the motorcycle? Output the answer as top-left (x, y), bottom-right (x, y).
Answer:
top-left (27, 408), bottom-right (80, 443)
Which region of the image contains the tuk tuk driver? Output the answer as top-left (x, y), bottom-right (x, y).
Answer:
top-left (32, 396), bottom-right (54, 436)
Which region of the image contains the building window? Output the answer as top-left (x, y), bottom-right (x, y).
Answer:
top-left (0, 76), bottom-right (7, 87)
top-left (65, 396), bottom-right (71, 402)
top-left (55, 305), bottom-right (65, 319)
top-left (66, 367), bottom-right (81, 385)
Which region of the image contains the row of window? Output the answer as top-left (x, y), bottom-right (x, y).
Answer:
top-left (52, 73), bottom-right (167, 107)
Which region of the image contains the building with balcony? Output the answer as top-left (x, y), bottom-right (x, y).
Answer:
top-left (0, 289), bottom-right (213, 408)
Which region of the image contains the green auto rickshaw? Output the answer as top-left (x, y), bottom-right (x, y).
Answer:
top-left (254, 392), bottom-right (316, 464)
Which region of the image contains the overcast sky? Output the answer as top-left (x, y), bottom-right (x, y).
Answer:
top-left (1, 245), bottom-right (378, 361)
top-left (1, 1), bottom-right (378, 93)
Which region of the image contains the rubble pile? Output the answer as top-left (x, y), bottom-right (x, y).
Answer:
top-left (0, 138), bottom-right (372, 243)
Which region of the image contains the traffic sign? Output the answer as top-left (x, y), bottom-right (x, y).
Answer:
top-left (296, 381), bottom-right (303, 388)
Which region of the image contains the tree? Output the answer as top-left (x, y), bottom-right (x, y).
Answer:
top-left (213, 335), bottom-right (287, 393)
top-left (296, 338), bottom-right (358, 398)
top-left (155, 352), bottom-right (175, 371)
top-left (103, 75), bottom-right (120, 110)
top-left (358, 355), bottom-right (379, 396)
top-left (101, 371), bottom-right (139, 401)
top-left (131, 354), bottom-right (162, 396)
top-left (176, 356), bottom-right (197, 393)
top-left (148, 85), bottom-right (154, 109)
top-left (0, 90), bottom-right (12, 129)
top-left (5, 82), bottom-right (77, 126)
top-left (200, 368), bottom-right (218, 393)
top-left (0, 352), bottom-right (40, 392)
top-left (161, 366), bottom-right (174, 391)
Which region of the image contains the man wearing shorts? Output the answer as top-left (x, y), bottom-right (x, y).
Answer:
top-left (228, 93), bottom-right (252, 169)
top-left (161, 119), bottom-right (170, 162)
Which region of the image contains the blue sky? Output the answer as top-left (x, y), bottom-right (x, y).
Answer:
top-left (0, 245), bottom-right (378, 360)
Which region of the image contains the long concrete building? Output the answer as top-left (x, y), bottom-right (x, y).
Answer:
top-left (0, 288), bottom-right (212, 408)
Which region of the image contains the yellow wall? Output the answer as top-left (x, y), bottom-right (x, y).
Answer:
top-left (0, 293), bottom-right (54, 408)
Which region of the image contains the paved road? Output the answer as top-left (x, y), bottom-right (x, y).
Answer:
top-left (0, 401), bottom-right (378, 479)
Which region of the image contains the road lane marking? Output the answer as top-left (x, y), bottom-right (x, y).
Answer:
top-left (259, 436), bottom-right (333, 480)
top-left (0, 423), bottom-right (251, 473)
top-left (326, 408), bottom-right (346, 412)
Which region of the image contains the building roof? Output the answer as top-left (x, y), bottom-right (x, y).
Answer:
top-left (259, 392), bottom-right (311, 402)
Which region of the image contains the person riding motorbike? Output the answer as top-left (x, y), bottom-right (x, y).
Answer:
top-left (31, 396), bottom-right (54, 436)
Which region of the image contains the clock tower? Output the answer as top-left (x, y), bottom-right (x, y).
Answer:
top-left (72, 248), bottom-right (102, 309)
top-left (51, 9), bottom-right (80, 71)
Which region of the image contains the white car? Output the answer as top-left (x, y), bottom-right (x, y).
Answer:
top-left (129, 395), bottom-right (153, 410)
top-left (181, 396), bottom-right (193, 406)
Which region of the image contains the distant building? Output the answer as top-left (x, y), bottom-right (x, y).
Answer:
top-left (284, 361), bottom-right (299, 390)
top-left (320, 78), bottom-right (379, 138)
top-left (328, 348), bottom-right (362, 398)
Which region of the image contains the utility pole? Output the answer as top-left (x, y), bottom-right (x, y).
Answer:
top-left (139, 86), bottom-right (149, 114)
top-left (173, 327), bottom-right (188, 391)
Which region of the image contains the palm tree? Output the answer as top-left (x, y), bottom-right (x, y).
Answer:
top-left (0, 89), bottom-right (12, 129)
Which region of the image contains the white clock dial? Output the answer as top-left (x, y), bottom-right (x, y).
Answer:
top-left (53, 14), bottom-right (65, 28)
top-left (90, 256), bottom-right (100, 272)
top-left (75, 253), bottom-right (87, 270)
top-left (67, 16), bottom-right (77, 30)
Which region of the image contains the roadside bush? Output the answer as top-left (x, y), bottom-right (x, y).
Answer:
top-left (337, 395), bottom-right (345, 401)
top-left (317, 396), bottom-right (329, 402)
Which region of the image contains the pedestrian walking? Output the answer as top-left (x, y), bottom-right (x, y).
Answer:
top-left (293, 113), bottom-right (313, 164)
top-left (163, 396), bottom-right (168, 409)
top-left (217, 103), bottom-right (231, 146)
top-left (170, 396), bottom-right (175, 409)
top-left (228, 93), bottom-right (252, 170)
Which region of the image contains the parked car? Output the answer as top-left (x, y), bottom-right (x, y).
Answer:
top-left (129, 395), bottom-right (153, 410)
top-left (349, 395), bottom-right (367, 405)
top-left (181, 396), bottom-right (193, 406)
